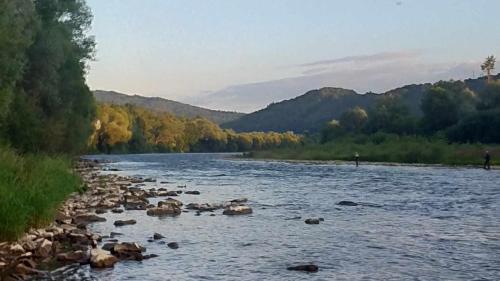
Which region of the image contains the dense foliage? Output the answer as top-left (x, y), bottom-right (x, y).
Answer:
top-left (0, 0), bottom-right (95, 154)
top-left (91, 104), bottom-right (302, 153)
top-left (320, 79), bottom-right (500, 144)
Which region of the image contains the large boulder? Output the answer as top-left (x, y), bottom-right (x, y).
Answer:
top-left (72, 214), bottom-right (106, 225)
top-left (56, 250), bottom-right (89, 264)
top-left (223, 205), bottom-right (253, 215)
top-left (146, 204), bottom-right (181, 217)
top-left (111, 242), bottom-right (145, 261)
top-left (185, 203), bottom-right (222, 212)
top-left (90, 249), bottom-right (118, 268)
top-left (158, 198), bottom-right (183, 208)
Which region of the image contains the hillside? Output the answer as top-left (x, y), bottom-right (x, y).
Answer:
top-left (221, 75), bottom-right (497, 133)
top-left (93, 90), bottom-right (244, 124)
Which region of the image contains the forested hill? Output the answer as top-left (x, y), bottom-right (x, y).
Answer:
top-left (221, 75), bottom-right (498, 133)
top-left (94, 90), bottom-right (244, 124)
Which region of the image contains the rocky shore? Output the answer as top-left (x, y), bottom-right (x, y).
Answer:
top-left (0, 159), bottom-right (253, 280)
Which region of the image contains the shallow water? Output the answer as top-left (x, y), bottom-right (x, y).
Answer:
top-left (43, 153), bottom-right (500, 280)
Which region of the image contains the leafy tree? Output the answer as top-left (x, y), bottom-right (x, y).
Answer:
top-left (447, 108), bottom-right (500, 143)
top-left (96, 105), bottom-right (132, 152)
top-left (320, 119), bottom-right (343, 143)
top-left (5, 0), bottom-right (96, 154)
top-left (420, 81), bottom-right (477, 134)
top-left (481, 55), bottom-right (496, 83)
top-left (364, 96), bottom-right (417, 135)
top-left (339, 107), bottom-right (368, 133)
top-left (0, 0), bottom-right (35, 127)
top-left (477, 81), bottom-right (500, 110)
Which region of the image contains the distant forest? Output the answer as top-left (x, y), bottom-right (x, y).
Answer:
top-left (90, 104), bottom-right (301, 153)
top-left (319, 76), bottom-right (500, 144)
top-left (223, 73), bottom-right (500, 139)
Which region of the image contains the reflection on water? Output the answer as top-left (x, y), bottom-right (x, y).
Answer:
top-left (40, 153), bottom-right (500, 280)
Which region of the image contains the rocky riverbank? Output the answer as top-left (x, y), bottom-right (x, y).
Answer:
top-left (0, 159), bottom-right (254, 280)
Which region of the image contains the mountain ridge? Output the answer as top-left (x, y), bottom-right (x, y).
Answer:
top-left (93, 90), bottom-right (244, 124)
top-left (220, 75), bottom-right (498, 133)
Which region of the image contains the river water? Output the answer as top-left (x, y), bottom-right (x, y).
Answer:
top-left (46, 153), bottom-right (500, 280)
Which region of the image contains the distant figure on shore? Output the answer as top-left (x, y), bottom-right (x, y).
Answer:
top-left (354, 152), bottom-right (359, 167)
top-left (484, 151), bottom-right (491, 170)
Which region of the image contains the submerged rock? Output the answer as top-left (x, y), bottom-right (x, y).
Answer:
top-left (114, 219), bottom-right (137, 226)
top-left (124, 202), bottom-right (148, 210)
top-left (165, 191), bottom-right (178, 197)
top-left (185, 190), bottom-right (200, 195)
top-left (223, 205), bottom-right (253, 215)
top-left (111, 208), bottom-right (124, 213)
top-left (143, 254), bottom-right (159, 259)
top-left (287, 264), bottom-right (319, 272)
top-left (167, 242), bottom-right (179, 249)
top-left (304, 218), bottom-right (320, 225)
top-left (337, 201), bottom-right (358, 206)
top-left (153, 233), bottom-right (165, 240)
top-left (230, 198), bottom-right (248, 204)
top-left (102, 242), bottom-right (117, 251)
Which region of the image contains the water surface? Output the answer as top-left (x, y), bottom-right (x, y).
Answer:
top-left (48, 153), bottom-right (500, 280)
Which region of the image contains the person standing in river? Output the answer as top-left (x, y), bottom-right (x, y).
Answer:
top-left (354, 152), bottom-right (360, 167)
top-left (484, 151), bottom-right (491, 170)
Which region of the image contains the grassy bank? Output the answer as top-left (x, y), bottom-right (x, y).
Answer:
top-left (247, 135), bottom-right (498, 166)
top-left (0, 147), bottom-right (82, 241)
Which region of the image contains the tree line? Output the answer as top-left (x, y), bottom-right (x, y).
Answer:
top-left (321, 60), bottom-right (500, 144)
top-left (0, 1), bottom-right (299, 155)
top-left (89, 104), bottom-right (302, 153)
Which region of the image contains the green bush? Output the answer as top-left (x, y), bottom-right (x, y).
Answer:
top-left (0, 146), bottom-right (81, 241)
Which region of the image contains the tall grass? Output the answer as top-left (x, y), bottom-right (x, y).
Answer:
top-left (248, 134), bottom-right (498, 166)
top-left (0, 146), bottom-right (81, 241)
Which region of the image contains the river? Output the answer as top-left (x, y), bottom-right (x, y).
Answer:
top-left (40, 153), bottom-right (500, 280)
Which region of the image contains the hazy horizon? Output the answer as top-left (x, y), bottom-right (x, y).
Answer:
top-left (86, 0), bottom-right (500, 113)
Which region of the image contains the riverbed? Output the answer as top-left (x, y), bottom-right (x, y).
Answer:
top-left (43, 153), bottom-right (500, 280)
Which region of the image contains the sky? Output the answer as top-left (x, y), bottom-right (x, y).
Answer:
top-left (86, 0), bottom-right (500, 112)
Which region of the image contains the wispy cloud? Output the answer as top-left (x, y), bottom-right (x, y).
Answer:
top-left (297, 51), bottom-right (421, 68)
top-left (183, 51), bottom-right (480, 113)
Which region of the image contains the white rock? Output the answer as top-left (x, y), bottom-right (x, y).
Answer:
top-left (90, 249), bottom-right (118, 268)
